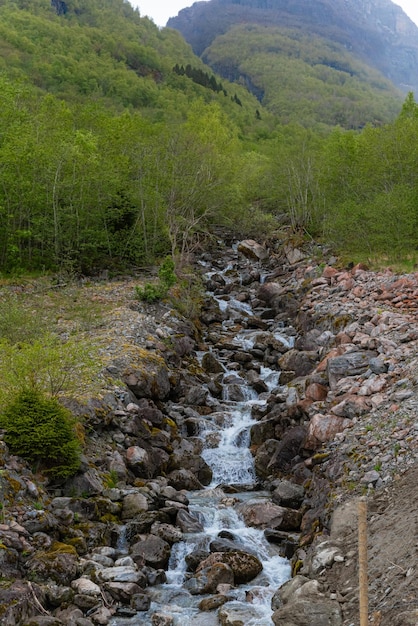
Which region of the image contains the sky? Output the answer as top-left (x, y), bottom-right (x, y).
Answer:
top-left (133, 0), bottom-right (418, 29)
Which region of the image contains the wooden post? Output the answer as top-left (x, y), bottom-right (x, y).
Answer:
top-left (358, 496), bottom-right (368, 626)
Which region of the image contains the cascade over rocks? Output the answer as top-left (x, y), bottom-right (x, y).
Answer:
top-left (0, 238), bottom-right (417, 625)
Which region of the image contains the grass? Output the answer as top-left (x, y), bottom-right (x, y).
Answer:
top-left (0, 276), bottom-right (109, 344)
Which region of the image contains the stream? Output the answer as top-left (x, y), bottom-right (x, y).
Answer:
top-left (111, 251), bottom-right (293, 625)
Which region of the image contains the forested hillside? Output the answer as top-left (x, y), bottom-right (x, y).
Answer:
top-left (168, 0), bottom-right (418, 95)
top-left (202, 24), bottom-right (402, 129)
top-left (0, 0), bottom-right (416, 275)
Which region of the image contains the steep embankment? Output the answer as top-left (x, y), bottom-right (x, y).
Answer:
top-left (0, 238), bottom-right (417, 625)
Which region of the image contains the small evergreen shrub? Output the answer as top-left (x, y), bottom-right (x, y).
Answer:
top-left (135, 256), bottom-right (176, 303)
top-left (0, 389), bottom-right (81, 479)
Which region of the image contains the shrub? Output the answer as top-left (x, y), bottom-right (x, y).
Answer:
top-left (0, 388), bottom-right (81, 479)
top-left (0, 333), bottom-right (97, 404)
top-left (135, 256), bottom-right (177, 303)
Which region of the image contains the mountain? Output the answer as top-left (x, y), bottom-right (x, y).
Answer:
top-left (167, 0), bottom-right (418, 127)
top-left (0, 0), bottom-right (262, 125)
top-left (168, 0), bottom-right (418, 94)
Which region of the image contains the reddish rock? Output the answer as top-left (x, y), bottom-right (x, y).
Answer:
top-left (303, 414), bottom-right (351, 450)
top-left (306, 383), bottom-right (328, 401)
top-left (322, 266), bottom-right (338, 279)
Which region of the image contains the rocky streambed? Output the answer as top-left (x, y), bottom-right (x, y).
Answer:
top-left (0, 238), bottom-right (417, 626)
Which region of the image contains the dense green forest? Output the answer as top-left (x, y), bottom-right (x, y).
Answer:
top-left (203, 25), bottom-right (402, 130)
top-left (0, 0), bottom-right (416, 274)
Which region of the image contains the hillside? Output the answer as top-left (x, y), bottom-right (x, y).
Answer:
top-left (167, 0), bottom-right (418, 128)
top-left (168, 0), bottom-right (418, 95)
top-left (0, 0), bottom-right (262, 121)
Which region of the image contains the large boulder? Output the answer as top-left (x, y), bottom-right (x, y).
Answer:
top-left (278, 349), bottom-right (318, 377)
top-left (236, 499), bottom-right (302, 531)
top-left (272, 576), bottom-right (343, 625)
top-left (237, 239), bottom-right (269, 261)
top-left (116, 349), bottom-right (171, 400)
top-left (130, 535), bottom-right (171, 569)
top-left (26, 542), bottom-right (79, 585)
top-left (121, 492), bottom-right (149, 519)
top-left (197, 550), bottom-right (263, 584)
top-left (184, 562), bottom-right (234, 594)
top-left (267, 426), bottom-right (307, 473)
top-left (326, 350), bottom-right (377, 389)
top-left (303, 414), bottom-right (351, 451)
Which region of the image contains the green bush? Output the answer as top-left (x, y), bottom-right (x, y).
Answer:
top-left (0, 389), bottom-right (81, 479)
top-left (135, 256), bottom-right (177, 303)
top-left (0, 334), bottom-right (98, 404)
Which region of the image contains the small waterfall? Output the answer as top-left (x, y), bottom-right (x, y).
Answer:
top-left (115, 524), bottom-right (129, 556)
top-left (202, 403), bottom-right (257, 487)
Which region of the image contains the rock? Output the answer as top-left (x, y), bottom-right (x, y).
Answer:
top-left (272, 576), bottom-right (342, 625)
top-left (184, 562), bottom-right (234, 594)
top-left (198, 594), bottom-right (228, 610)
top-left (303, 414), bottom-right (351, 451)
top-left (308, 541), bottom-right (345, 575)
top-left (278, 349), bottom-right (318, 377)
top-left (185, 549), bottom-right (210, 571)
top-left (168, 445), bottom-right (213, 485)
top-left (167, 469), bottom-right (204, 490)
top-left (130, 535), bottom-right (171, 569)
top-left (267, 426), bottom-right (307, 472)
top-left (284, 245), bottom-right (308, 265)
top-left (254, 438), bottom-right (282, 478)
top-left (271, 480), bottom-right (305, 509)
top-left (122, 351), bottom-right (171, 400)
top-left (71, 577), bottom-right (101, 596)
top-left (272, 598), bottom-right (342, 625)
top-left (327, 350), bottom-right (377, 389)
top-left (237, 239), bottom-right (269, 261)
top-left (236, 499), bottom-right (302, 531)
top-left (150, 521), bottom-right (183, 544)
top-left (130, 592), bottom-right (151, 611)
top-left (121, 492), bottom-right (149, 519)
top-left (201, 352), bottom-right (226, 373)
top-left (151, 612), bottom-right (174, 626)
top-left (97, 566), bottom-right (145, 584)
top-left (0, 581), bottom-right (46, 626)
top-left (197, 551), bottom-right (263, 584)
top-left (126, 446), bottom-right (152, 478)
top-left (26, 542), bottom-right (79, 585)
top-left (219, 602), bottom-right (265, 625)
top-left (184, 385), bottom-right (209, 406)
top-left (176, 508), bottom-right (204, 533)
top-left (271, 575), bottom-right (310, 609)
top-left (104, 582), bottom-right (143, 604)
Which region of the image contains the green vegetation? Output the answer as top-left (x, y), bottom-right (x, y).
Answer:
top-left (0, 0), bottom-right (415, 276)
top-left (204, 25), bottom-right (402, 130)
top-left (0, 388), bottom-right (81, 479)
top-left (135, 255), bottom-right (176, 302)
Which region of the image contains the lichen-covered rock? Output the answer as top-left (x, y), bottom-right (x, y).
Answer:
top-left (26, 542), bottom-right (79, 585)
top-left (120, 349), bottom-right (171, 400)
top-left (197, 550), bottom-right (263, 584)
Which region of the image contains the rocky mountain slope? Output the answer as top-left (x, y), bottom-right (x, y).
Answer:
top-left (168, 0), bottom-right (418, 96)
top-left (0, 238), bottom-right (417, 625)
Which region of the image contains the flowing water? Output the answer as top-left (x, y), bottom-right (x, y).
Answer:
top-left (112, 254), bottom-right (292, 625)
